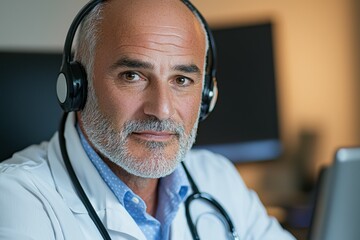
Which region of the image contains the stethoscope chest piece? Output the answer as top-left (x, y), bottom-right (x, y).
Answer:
top-left (181, 162), bottom-right (240, 240)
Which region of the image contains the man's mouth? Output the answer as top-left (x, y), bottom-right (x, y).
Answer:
top-left (131, 131), bottom-right (177, 142)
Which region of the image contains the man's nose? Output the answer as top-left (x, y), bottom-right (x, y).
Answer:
top-left (143, 82), bottom-right (175, 120)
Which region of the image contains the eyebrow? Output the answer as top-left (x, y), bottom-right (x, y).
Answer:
top-left (110, 57), bottom-right (202, 77)
top-left (110, 57), bottom-right (154, 70)
top-left (172, 64), bottom-right (201, 77)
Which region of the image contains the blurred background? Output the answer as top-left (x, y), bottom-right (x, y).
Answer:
top-left (1, 0), bottom-right (360, 239)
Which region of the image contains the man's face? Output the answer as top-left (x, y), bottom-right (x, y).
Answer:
top-left (80, 0), bottom-right (207, 178)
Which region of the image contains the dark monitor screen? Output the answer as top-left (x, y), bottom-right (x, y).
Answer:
top-left (194, 22), bottom-right (281, 162)
top-left (0, 52), bottom-right (63, 161)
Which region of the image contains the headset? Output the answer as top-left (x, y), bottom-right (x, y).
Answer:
top-left (56, 0), bottom-right (218, 121)
top-left (56, 1), bottom-right (239, 239)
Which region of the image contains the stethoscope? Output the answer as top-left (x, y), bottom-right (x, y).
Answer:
top-left (59, 112), bottom-right (240, 240)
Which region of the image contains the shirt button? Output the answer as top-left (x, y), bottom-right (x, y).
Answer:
top-left (132, 197), bottom-right (139, 204)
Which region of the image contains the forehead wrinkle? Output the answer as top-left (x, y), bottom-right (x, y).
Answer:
top-left (134, 26), bottom-right (191, 38)
top-left (147, 40), bottom-right (192, 52)
top-left (142, 34), bottom-right (190, 45)
top-left (127, 24), bottom-right (197, 44)
top-left (115, 44), bottom-right (189, 55)
top-left (126, 32), bottom-right (193, 47)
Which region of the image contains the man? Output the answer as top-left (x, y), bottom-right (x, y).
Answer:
top-left (0, 0), bottom-right (294, 239)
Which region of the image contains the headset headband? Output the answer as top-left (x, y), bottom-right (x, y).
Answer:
top-left (57, 0), bottom-right (218, 121)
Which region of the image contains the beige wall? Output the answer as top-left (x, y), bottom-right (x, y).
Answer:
top-left (193, 0), bottom-right (360, 180)
top-left (0, 0), bottom-right (88, 51)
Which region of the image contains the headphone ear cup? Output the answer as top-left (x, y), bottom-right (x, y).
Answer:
top-left (199, 74), bottom-right (217, 121)
top-left (208, 77), bottom-right (218, 113)
top-left (56, 61), bottom-right (87, 112)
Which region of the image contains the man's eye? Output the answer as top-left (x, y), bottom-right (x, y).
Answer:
top-left (121, 72), bottom-right (141, 81)
top-left (175, 76), bottom-right (192, 86)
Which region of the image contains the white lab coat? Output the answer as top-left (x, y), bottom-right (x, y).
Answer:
top-left (0, 113), bottom-right (294, 240)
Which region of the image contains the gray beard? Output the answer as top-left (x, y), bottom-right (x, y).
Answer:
top-left (80, 85), bottom-right (198, 178)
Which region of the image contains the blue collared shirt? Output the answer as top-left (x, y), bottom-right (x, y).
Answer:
top-left (77, 125), bottom-right (189, 239)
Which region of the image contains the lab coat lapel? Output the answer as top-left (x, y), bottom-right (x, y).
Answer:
top-left (49, 113), bottom-right (146, 239)
top-left (171, 203), bottom-right (191, 240)
top-left (105, 205), bottom-right (146, 240)
top-left (48, 112), bottom-right (107, 213)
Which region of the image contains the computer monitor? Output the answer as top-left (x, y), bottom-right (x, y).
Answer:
top-left (309, 147), bottom-right (360, 240)
top-left (0, 52), bottom-right (62, 161)
top-left (194, 22), bottom-right (281, 162)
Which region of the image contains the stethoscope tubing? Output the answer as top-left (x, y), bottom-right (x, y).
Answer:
top-left (59, 113), bottom-right (112, 240)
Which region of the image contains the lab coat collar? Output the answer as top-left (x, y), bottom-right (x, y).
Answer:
top-left (48, 112), bottom-right (146, 239)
